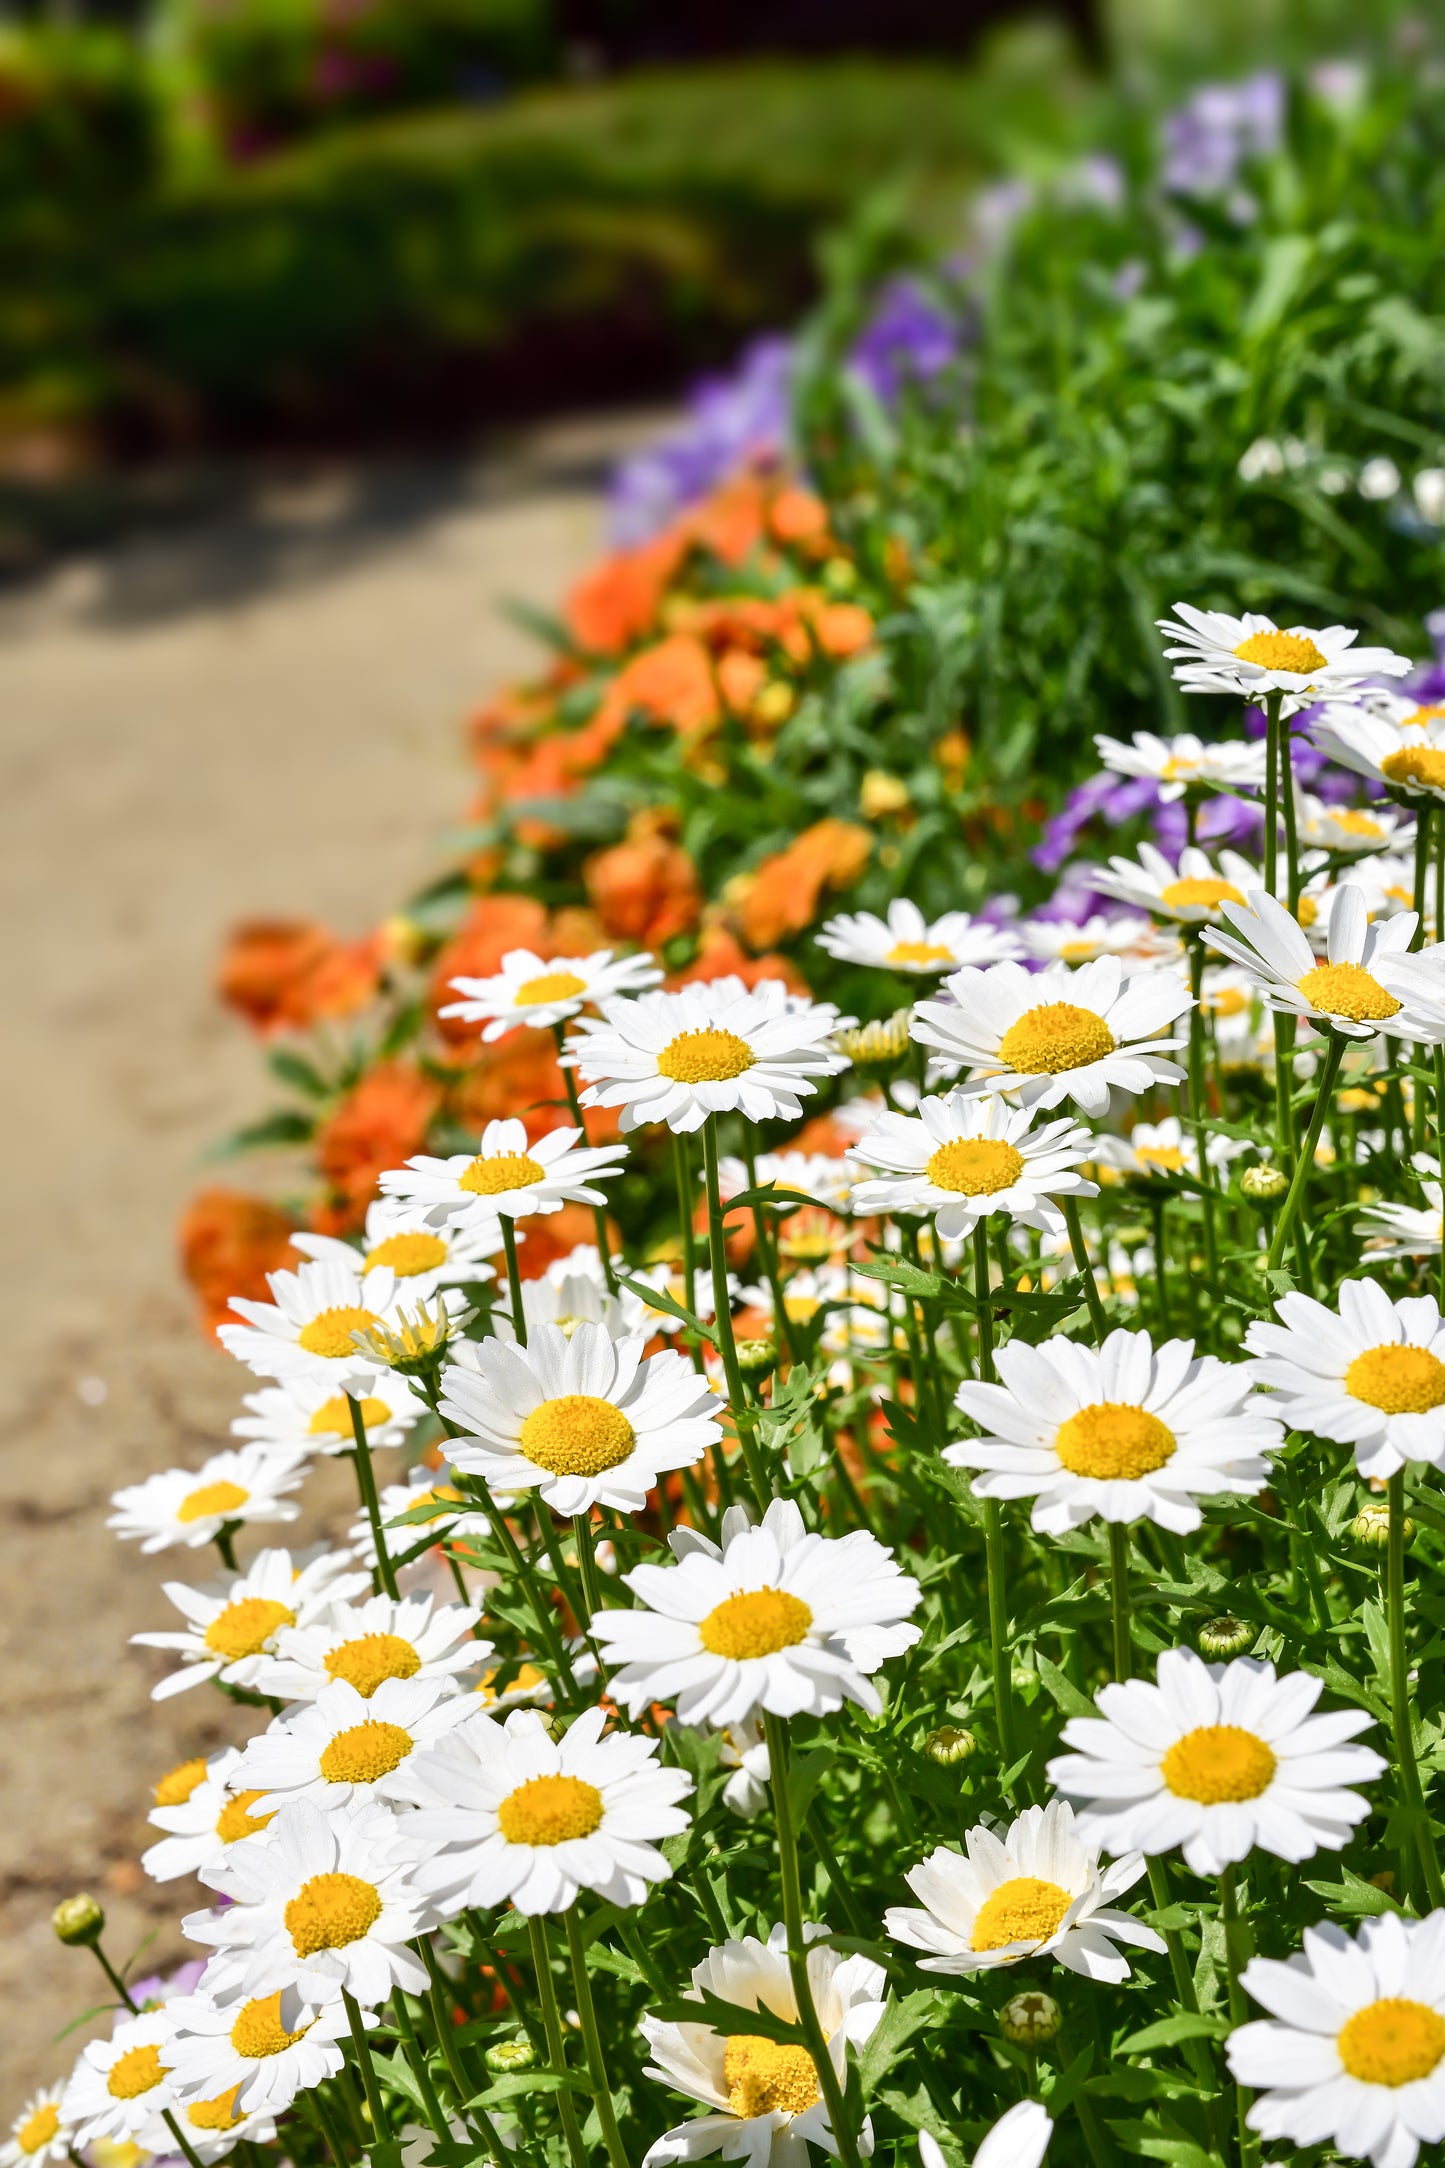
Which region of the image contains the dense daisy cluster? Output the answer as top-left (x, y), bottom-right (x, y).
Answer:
top-left (34, 560), bottom-right (1445, 2168)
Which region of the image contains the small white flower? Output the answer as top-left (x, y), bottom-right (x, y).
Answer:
top-left (569, 977), bottom-right (850, 1135)
top-left (165, 1984), bottom-right (356, 2120)
top-left (487, 1242), bottom-right (644, 1343)
top-left (639, 1922), bottom-right (886, 2167)
top-left (716, 1714), bottom-right (772, 1819)
top-left (1359, 456), bottom-right (1402, 502)
top-left (259, 1587), bottom-right (488, 1703)
top-left (913, 957), bottom-right (1190, 1120)
top-left (294, 1198), bottom-right (503, 1295)
top-left (1415, 469), bottom-right (1445, 525)
top-left (1093, 728), bottom-right (1268, 799)
top-left (816, 898), bottom-right (1022, 974)
top-left (884, 1799), bottom-right (1164, 1983)
top-left (1157, 603), bottom-right (1411, 714)
top-left (439, 1320), bottom-right (724, 1517)
top-left (380, 1115), bottom-right (627, 1228)
top-left (1095, 842), bottom-right (1261, 925)
top-left (849, 1092), bottom-right (1097, 1239)
top-left (1094, 1115), bottom-right (1248, 1182)
top-left (1294, 791), bottom-right (1414, 860)
top-left (1047, 1646), bottom-right (1383, 1875)
top-left (142, 1745), bottom-right (278, 1885)
top-left (348, 1464), bottom-right (471, 1571)
top-left (231, 1370), bottom-right (423, 1460)
top-left (395, 1703), bottom-right (692, 1916)
top-left (1018, 914), bottom-right (1159, 966)
top-left (1358, 1177), bottom-right (1444, 1262)
top-left (1206, 884), bottom-right (1439, 1042)
top-left (1310, 703), bottom-right (1445, 803)
top-left (1228, 1911), bottom-right (1445, 2168)
top-left (1, 2089), bottom-right (71, 2168)
top-left (108, 1446), bottom-right (307, 1555)
top-left (440, 945), bottom-right (662, 1041)
top-left (593, 1498), bottom-right (921, 1728)
top-left (130, 1545), bottom-right (366, 1699)
top-left (220, 1254), bottom-right (467, 1390)
top-left (721, 1151), bottom-right (858, 1217)
top-left (628, 1261), bottom-right (733, 1338)
top-left (233, 1674), bottom-right (475, 1811)
top-left (1244, 1278), bottom-right (1445, 1479)
top-left (62, 2011), bottom-right (179, 2150)
top-left (951, 1327), bottom-right (1281, 1535)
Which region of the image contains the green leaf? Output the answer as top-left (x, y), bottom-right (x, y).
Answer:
top-left (206, 1108), bottom-right (316, 1157)
top-left (618, 1274), bottom-right (718, 1349)
top-left (852, 1256), bottom-right (942, 1298)
top-left (856, 1991), bottom-right (937, 2099)
top-left (645, 1993), bottom-right (810, 2048)
top-left (265, 1046), bottom-right (332, 1098)
top-left (1119, 2013), bottom-right (1232, 2055)
top-left (1035, 1651), bottom-right (1096, 1720)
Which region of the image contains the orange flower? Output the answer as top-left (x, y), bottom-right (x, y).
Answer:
top-left (791, 1109), bottom-right (858, 1158)
top-left (667, 924), bottom-right (809, 995)
top-left (430, 895), bottom-right (550, 1045)
top-left (585, 813), bottom-right (701, 949)
top-left (769, 488), bottom-right (831, 549)
top-left (735, 817), bottom-right (871, 950)
top-left (566, 533), bottom-right (686, 656)
top-left (450, 1031), bottom-right (623, 1147)
top-left (809, 601), bottom-right (875, 658)
top-left (217, 920), bottom-right (382, 1036)
top-left (683, 474), bottom-right (769, 567)
top-left (935, 727), bottom-right (970, 792)
top-left (593, 634), bottom-right (719, 743)
top-left (313, 1060), bottom-right (441, 1234)
top-left (716, 646), bottom-right (768, 718)
top-left (178, 1187), bottom-right (300, 1341)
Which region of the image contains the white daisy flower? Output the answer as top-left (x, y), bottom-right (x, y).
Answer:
top-left (1, 2089), bottom-right (71, 2168)
top-left (639, 1921), bottom-right (887, 2167)
top-left (1094, 727), bottom-right (1268, 799)
top-left (62, 2012), bottom-right (179, 2150)
top-left (440, 945), bottom-right (662, 1042)
top-left (1244, 1278), bottom-right (1445, 1479)
top-left (219, 1255), bottom-right (466, 1390)
top-left (258, 1588), bottom-right (488, 1703)
top-left (1358, 1180), bottom-right (1445, 1261)
top-left (164, 1985), bottom-right (355, 2120)
top-left (108, 1447), bottom-right (307, 1556)
top-left (593, 1498), bottom-right (921, 1728)
top-left (292, 1199), bottom-right (503, 1296)
top-left (1205, 884), bottom-right (1441, 1042)
top-left (142, 1746), bottom-right (278, 1884)
top-left (486, 1242), bottom-right (644, 1343)
top-left (231, 1371), bottom-right (423, 1461)
top-left (932, 2100), bottom-right (1053, 2168)
top-left (848, 1091), bottom-right (1098, 1240)
top-left (185, 1797), bottom-right (429, 2007)
top-left (628, 1261), bottom-right (734, 1338)
top-left (569, 977), bottom-right (851, 1135)
top-left (1340, 852), bottom-right (1430, 928)
top-left (394, 1703), bottom-right (692, 1916)
top-left (913, 958), bottom-right (1190, 1121)
top-left (884, 1799), bottom-right (1164, 1984)
top-left (380, 1116), bottom-right (628, 1229)
top-left (816, 898), bottom-right (1022, 974)
top-left (1295, 790), bottom-right (1414, 860)
top-left (1157, 603), bottom-right (1411, 714)
top-left (1094, 1115), bottom-right (1249, 1183)
top-left (130, 1546), bottom-right (366, 1700)
top-left (168, 2091), bottom-right (278, 2163)
top-left (719, 1152), bottom-right (858, 1217)
top-left (1311, 703), bottom-right (1445, 803)
top-left (1095, 842), bottom-right (1261, 926)
top-left (232, 1674), bottom-right (475, 1812)
top-left (1047, 1646), bottom-right (1384, 1875)
top-left (348, 1465), bottom-right (470, 1571)
top-left (1228, 1910), bottom-right (1445, 2168)
top-left (715, 1714), bottom-right (772, 1819)
top-left (1018, 914), bottom-right (1158, 966)
top-left (951, 1327), bottom-right (1283, 1536)
top-left (439, 1320), bottom-right (724, 1517)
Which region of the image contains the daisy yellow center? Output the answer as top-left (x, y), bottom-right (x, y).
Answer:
top-left (1060, 938), bottom-right (1095, 960)
top-left (1405, 705), bottom-right (1445, 730)
top-left (231, 1992), bottom-right (313, 2061)
top-left (1136, 1144), bottom-right (1187, 1172)
top-left (784, 1294), bottom-right (821, 1324)
top-left (1159, 878), bottom-right (1245, 912)
top-left (970, 1875), bottom-right (1074, 1951)
top-left (1383, 747), bottom-right (1445, 793)
top-left (178, 1480), bottom-right (250, 1523)
top-left (698, 1587), bottom-right (814, 1660)
top-left (364, 1233), bottom-right (448, 1278)
top-left (153, 1756), bottom-right (209, 1808)
top-left (497, 1773), bottom-right (605, 1846)
top-left (519, 1394), bottom-right (636, 1476)
top-left (1296, 962), bottom-right (1401, 1023)
top-left (309, 1394), bottom-right (391, 1439)
top-left (477, 1661), bottom-right (545, 1703)
top-left (1160, 1724), bottom-right (1276, 1803)
top-left (1054, 1403), bottom-right (1176, 1480)
top-left (1233, 630), bottom-right (1327, 674)
top-left (1295, 896), bottom-right (1319, 929)
top-left (297, 1306), bottom-right (379, 1360)
top-left (215, 1789), bottom-right (276, 1843)
top-left (1337, 1998), bottom-right (1445, 2087)
top-left (1334, 809), bottom-right (1385, 837)
top-left (997, 1003), bottom-right (1116, 1076)
top-left (459, 1152), bottom-right (545, 1195)
top-left (318, 1720), bottom-right (413, 1785)
top-left (1209, 986), bottom-right (1249, 1016)
top-left (925, 1138), bottom-right (1026, 1196)
top-left (325, 1632), bottom-right (422, 1697)
top-left (1344, 1343), bottom-right (1445, 1414)
top-left (723, 2036), bottom-right (820, 2121)
top-left (186, 2089), bottom-right (244, 2133)
top-left (107, 2046), bottom-right (166, 2101)
top-left (515, 971), bottom-right (588, 1005)
top-left (284, 1871), bottom-right (383, 1956)
top-left (886, 941), bottom-right (954, 968)
top-left (657, 1028), bottom-right (757, 1083)
top-left (204, 1596), bottom-right (295, 1660)
top-left (16, 2105), bottom-right (59, 2154)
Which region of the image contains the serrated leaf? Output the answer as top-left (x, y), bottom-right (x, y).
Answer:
top-left (852, 1256), bottom-right (942, 1298)
top-left (856, 1991), bottom-right (937, 2099)
top-left (1035, 1651), bottom-right (1096, 1720)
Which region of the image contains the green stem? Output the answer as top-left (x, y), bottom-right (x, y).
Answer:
top-left (1436, 1043), bottom-right (1445, 1315)
top-left (527, 1915), bottom-right (589, 2168)
top-left (1263, 693), bottom-right (1280, 899)
top-left (343, 1988), bottom-right (391, 2147)
top-left (1219, 1868), bottom-right (1257, 2168)
top-left (1413, 810), bottom-right (1433, 1152)
top-left (554, 1021), bottom-right (617, 1291)
top-left (392, 1988), bottom-right (451, 2140)
top-left (1061, 1196), bottom-right (1107, 1345)
top-left (214, 1521), bottom-right (239, 1572)
top-left (1151, 1194), bottom-right (1170, 1334)
top-left (1385, 1470), bottom-right (1445, 1909)
top-left (1280, 714), bottom-right (1300, 915)
top-left (418, 1937), bottom-right (483, 2098)
top-left (1108, 1522), bottom-right (1131, 1682)
top-left (1267, 1032), bottom-right (1345, 1272)
top-left (971, 1221), bottom-right (1016, 1776)
top-left (763, 1714), bottom-right (864, 2168)
top-left (672, 1130), bottom-right (705, 1375)
top-left (745, 1142), bottom-right (799, 1365)
top-left (702, 1115), bottom-right (769, 1506)
top-left (349, 1392), bottom-right (400, 1601)
top-left (501, 1216), bottom-right (527, 1347)
top-left (1186, 938), bottom-right (1219, 1290)
top-left (563, 1906), bottom-right (631, 2168)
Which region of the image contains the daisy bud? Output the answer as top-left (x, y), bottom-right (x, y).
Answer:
top-left (1197, 1614), bottom-right (1254, 1659)
top-left (484, 2039), bottom-right (535, 2074)
top-left (1241, 1164), bottom-right (1289, 1207)
top-left (1353, 1501), bottom-right (1413, 1550)
top-left (735, 1337), bottom-right (778, 1379)
top-left (52, 1893), bottom-right (105, 1946)
top-left (997, 1991), bottom-right (1061, 2048)
top-left (923, 1724), bottom-right (977, 1767)
top-left (351, 1295), bottom-right (471, 1377)
top-left (833, 1009), bottom-right (913, 1065)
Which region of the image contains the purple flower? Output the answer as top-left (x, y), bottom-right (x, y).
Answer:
top-left (849, 276), bottom-right (962, 405)
top-left (606, 336), bottom-right (795, 545)
top-left (1161, 72), bottom-right (1283, 200)
top-left (1032, 772), bottom-right (1159, 873)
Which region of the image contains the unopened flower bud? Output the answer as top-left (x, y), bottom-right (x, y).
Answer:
top-left (351, 1296), bottom-right (470, 1377)
top-left (833, 1009), bottom-right (913, 1066)
top-left (735, 1337), bottom-right (777, 1379)
top-left (53, 1894), bottom-right (105, 1946)
top-left (998, 1991), bottom-right (1061, 2047)
top-left (484, 2039), bottom-right (535, 2074)
top-left (1353, 1502), bottom-right (1412, 1550)
top-left (1197, 1615), bottom-right (1254, 1660)
top-left (924, 1726), bottom-right (977, 1767)
top-left (1241, 1165), bottom-right (1288, 1207)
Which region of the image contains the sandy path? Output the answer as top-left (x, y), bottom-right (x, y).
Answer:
top-left (0, 420), bottom-right (647, 2105)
